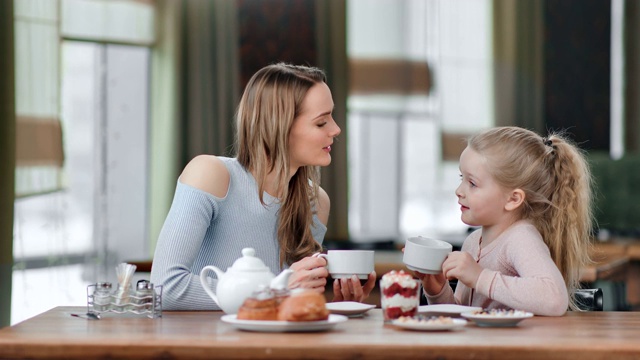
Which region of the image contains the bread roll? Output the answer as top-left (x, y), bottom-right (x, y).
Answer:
top-left (277, 290), bottom-right (329, 322)
top-left (237, 297), bottom-right (279, 321)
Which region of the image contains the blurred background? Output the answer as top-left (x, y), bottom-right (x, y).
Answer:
top-left (1, 0), bottom-right (639, 326)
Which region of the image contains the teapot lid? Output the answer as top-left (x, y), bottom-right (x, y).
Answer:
top-left (229, 248), bottom-right (271, 272)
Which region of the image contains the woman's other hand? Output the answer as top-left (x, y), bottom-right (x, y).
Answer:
top-left (288, 256), bottom-right (329, 293)
top-left (332, 271), bottom-right (376, 303)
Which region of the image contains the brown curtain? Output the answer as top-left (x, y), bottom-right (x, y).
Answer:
top-left (0, 0), bottom-right (16, 328)
top-left (316, 0), bottom-right (348, 241)
top-left (149, 0), bottom-right (240, 251)
top-left (148, 0), bottom-right (183, 251)
top-left (180, 0), bottom-right (240, 165)
top-left (493, 0), bottom-right (544, 131)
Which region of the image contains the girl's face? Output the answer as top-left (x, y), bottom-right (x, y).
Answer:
top-left (288, 82), bottom-right (341, 169)
top-left (455, 147), bottom-right (512, 227)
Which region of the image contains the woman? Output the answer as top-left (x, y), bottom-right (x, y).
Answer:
top-left (151, 63), bottom-right (376, 310)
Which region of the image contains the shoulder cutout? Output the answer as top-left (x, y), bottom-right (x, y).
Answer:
top-left (179, 155), bottom-right (230, 198)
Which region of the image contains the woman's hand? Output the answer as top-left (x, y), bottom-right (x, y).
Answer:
top-left (441, 251), bottom-right (482, 289)
top-left (288, 256), bottom-right (329, 294)
top-left (332, 271), bottom-right (377, 303)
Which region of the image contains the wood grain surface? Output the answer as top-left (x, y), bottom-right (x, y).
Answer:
top-left (1, 306), bottom-right (639, 359)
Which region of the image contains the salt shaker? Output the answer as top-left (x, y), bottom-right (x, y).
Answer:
top-left (135, 280), bottom-right (155, 312)
top-left (93, 282), bottom-right (113, 312)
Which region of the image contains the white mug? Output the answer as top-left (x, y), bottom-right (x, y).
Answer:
top-left (313, 250), bottom-right (374, 280)
top-left (402, 236), bottom-right (452, 274)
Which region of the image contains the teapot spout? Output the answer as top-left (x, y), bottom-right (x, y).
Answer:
top-left (270, 269), bottom-right (293, 290)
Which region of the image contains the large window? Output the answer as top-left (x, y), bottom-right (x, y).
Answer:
top-left (12, 0), bottom-right (154, 325)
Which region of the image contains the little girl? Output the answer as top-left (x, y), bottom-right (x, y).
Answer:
top-left (420, 126), bottom-right (593, 316)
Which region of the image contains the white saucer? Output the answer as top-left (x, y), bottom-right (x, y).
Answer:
top-left (404, 264), bottom-right (441, 274)
top-left (461, 311), bottom-right (534, 327)
top-left (221, 314), bottom-right (348, 332)
top-left (391, 317), bottom-right (467, 331)
top-left (418, 304), bottom-right (483, 317)
top-left (326, 302), bottom-right (376, 317)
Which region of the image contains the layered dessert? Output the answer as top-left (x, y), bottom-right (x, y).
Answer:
top-left (380, 270), bottom-right (420, 321)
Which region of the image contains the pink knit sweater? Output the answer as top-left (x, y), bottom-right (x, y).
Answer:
top-left (425, 220), bottom-right (569, 316)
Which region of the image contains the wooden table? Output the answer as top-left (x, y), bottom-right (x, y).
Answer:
top-left (1, 306), bottom-right (639, 359)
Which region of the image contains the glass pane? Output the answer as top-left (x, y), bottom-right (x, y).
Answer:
top-left (13, 42), bottom-right (99, 259)
top-left (12, 40), bottom-right (152, 324)
top-left (11, 265), bottom-right (90, 325)
top-left (12, 41), bottom-right (101, 324)
top-left (61, 0), bottom-right (155, 45)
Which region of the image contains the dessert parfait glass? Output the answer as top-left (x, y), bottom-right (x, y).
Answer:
top-left (380, 270), bottom-right (421, 322)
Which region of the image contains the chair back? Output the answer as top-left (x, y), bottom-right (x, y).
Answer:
top-left (574, 288), bottom-right (603, 311)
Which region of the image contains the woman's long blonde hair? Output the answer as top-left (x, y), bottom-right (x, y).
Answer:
top-left (235, 63), bottom-right (325, 266)
top-left (468, 126), bottom-right (593, 310)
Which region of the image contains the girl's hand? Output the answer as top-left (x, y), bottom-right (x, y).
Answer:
top-left (441, 251), bottom-right (482, 289)
top-left (288, 256), bottom-right (329, 294)
top-left (405, 246), bottom-right (447, 295)
top-left (415, 272), bottom-right (448, 295)
top-left (332, 271), bottom-right (377, 303)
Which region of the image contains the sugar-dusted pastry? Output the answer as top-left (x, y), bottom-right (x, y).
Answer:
top-left (277, 289), bottom-right (329, 322)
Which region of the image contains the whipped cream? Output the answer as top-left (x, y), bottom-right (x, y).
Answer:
top-left (380, 270), bottom-right (418, 289)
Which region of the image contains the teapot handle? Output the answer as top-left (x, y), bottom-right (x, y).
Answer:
top-left (199, 265), bottom-right (224, 305)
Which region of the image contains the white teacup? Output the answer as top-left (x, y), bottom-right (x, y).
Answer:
top-left (403, 236), bottom-right (453, 274)
top-left (313, 250), bottom-right (374, 280)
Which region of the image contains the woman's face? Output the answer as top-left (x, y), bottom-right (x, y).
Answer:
top-left (288, 82), bottom-right (341, 169)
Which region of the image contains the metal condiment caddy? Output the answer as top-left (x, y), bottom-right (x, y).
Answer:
top-left (86, 280), bottom-right (163, 319)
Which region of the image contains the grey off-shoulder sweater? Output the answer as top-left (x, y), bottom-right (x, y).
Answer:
top-left (150, 157), bottom-right (327, 310)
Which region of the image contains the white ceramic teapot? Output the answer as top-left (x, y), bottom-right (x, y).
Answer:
top-left (199, 247), bottom-right (293, 314)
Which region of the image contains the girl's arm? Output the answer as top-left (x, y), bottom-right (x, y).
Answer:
top-left (474, 235), bottom-right (568, 316)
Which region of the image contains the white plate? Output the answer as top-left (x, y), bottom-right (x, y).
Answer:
top-left (461, 311), bottom-right (534, 327)
top-left (418, 304), bottom-right (483, 317)
top-left (404, 264), bottom-right (441, 274)
top-left (391, 318), bottom-right (467, 331)
top-left (325, 302), bottom-right (376, 317)
top-left (221, 314), bottom-right (348, 332)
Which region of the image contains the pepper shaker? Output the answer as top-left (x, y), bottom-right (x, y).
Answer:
top-left (135, 280), bottom-right (155, 312)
